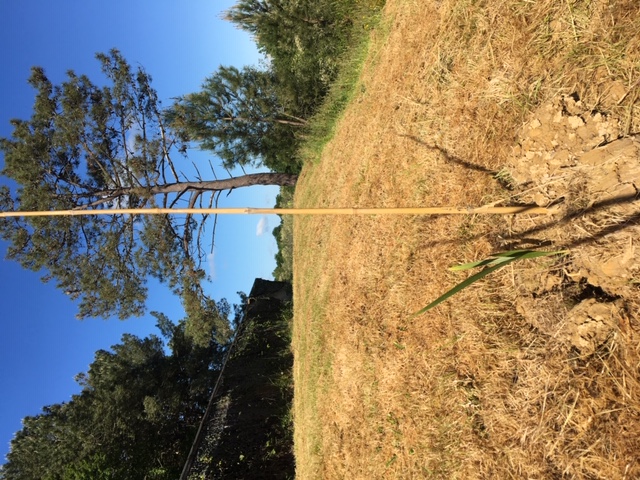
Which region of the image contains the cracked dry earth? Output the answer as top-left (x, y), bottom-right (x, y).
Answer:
top-left (508, 94), bottom-right (639, 356)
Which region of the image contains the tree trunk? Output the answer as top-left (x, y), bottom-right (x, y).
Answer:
top-left (222, 116), bottom-right (307, 127)
top-left (90, 172), bottom-right (298, 201)
top-left (150, 172), bottom-right (298, 194)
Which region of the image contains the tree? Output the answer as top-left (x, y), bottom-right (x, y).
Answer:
top-left (0, 315), bottom-right (225, 480)
top-left (225, 0), bottom-right (330, 34)
top-left (0, 49), bottom-right (296, 327)
top-left (166, 65), bottom-right (305, 173)
top-left (225, 0), bottom-right (347, 114)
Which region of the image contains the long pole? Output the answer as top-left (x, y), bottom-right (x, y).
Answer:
top-left (0, 205), bottom-right (556, 218)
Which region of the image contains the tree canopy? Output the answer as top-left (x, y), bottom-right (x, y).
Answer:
top-left (225, 0), bottom-right (353, 115)
top-left (166, 65), bottom-right (304, 174)
top-left (0, 313), bottom-right (229, 480)
top-left (0, 50), bottom-right (296, 330)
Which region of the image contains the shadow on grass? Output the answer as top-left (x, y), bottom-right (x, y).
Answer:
top-left (417, 193), bottom-right (640, 251)
top-left (398, 133), bottom-right (498, 175)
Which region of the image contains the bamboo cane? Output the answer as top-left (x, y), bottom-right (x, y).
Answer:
top-left (0, 205), bottom-right (557, 218)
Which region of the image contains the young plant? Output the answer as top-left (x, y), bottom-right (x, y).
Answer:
top-left (412, 249), bottom-right (569, 316)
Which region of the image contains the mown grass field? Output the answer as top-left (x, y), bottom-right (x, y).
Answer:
top-left (292, 0), bottom-right (640, 478)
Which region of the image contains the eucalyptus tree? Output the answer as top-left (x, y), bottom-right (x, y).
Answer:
top-left (0, 49), bottom-right (296, 333)
top-left (224, 0), bottom-right (334, 52)
top-left (224, 0), bottom-right (345, 112)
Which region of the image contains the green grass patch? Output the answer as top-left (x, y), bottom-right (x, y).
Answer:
top-left (300, 0), bottom-right (387, 163)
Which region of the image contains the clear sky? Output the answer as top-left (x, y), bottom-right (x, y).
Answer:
top-left (0, 0), bottom-right (281, 464)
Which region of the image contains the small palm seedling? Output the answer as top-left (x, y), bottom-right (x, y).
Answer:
top-left (412, 249), bottom-right (569, 316)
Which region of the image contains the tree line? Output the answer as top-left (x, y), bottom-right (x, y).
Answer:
top-left (0, 307), bottom-right (241, 480)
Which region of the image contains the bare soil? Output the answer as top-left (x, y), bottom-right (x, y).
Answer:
top-left (293, 0), bottom-right (640, 478)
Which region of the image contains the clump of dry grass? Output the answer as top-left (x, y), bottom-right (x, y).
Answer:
top-left (292, 0), bottom-right (640, 478)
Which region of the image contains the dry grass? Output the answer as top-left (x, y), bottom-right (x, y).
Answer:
top-left (293, 0), bottom-right (640, 478)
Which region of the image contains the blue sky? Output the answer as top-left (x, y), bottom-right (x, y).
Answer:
top-left (0, 0), bottom-right (281, 464)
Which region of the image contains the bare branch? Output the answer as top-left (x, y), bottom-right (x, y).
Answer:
top-left (119, 112), bottom-right (131, 167)
top-left (73, 194), bottom-right (120, 210)
top-left (192, 160), bottom-right (203, 182)
top-left (80, 139), bottom-right (120, 188)
top-left (181, 191), bottom-right (203, 261)
top-left (210, 190), bottom-right (222, 254)
top-left (220, 115), bottom-right (306, 127)
top-left (188, 191), bottom-right (201, 210)
top-left (168, 189), bottom-right (188, 209)
top-left (208, 159), bottom-right (218, 180)
top-left (194, 194), bottom-right (209, 265)
top-left (156, 114), bottom-right (180, 183)
top-left (279, 111), bottom-right (308, 124)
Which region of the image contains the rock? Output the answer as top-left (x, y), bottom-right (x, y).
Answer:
top-left (562, 299), bottom-right (621, 355)
top-left (568, 115), bottom-right (585, 129)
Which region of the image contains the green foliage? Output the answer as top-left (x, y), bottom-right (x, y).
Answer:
top-left (0, 51), bottom-right (165, 317)
top-left (166, 66), bottom-right (304, 174)
top-left (300, 8), bottom-right (385, 162)
top-left (412, 250), bottom-right (569, 316)
top-left (272, 186), bottom-right (294, 281)
top-left (0, 1), bottom-right (386, 327)
top-left (218, 0), bottom-right (385, 279)
top-left (61, 454), bottom-right (115, 479)
top-left (226, 0), bottom-right (383, 120)
top-left (0, 315), bottom-right (225, 480)
top-left (0, 50), bottom-right (287, 342)
top-left (192, 297), bottom-right (295, 479)
top-left (0, 50), bottom-right (179, 319)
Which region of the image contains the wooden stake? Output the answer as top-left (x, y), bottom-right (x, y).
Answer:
top-left (0, 205), bottom-right (557, 218)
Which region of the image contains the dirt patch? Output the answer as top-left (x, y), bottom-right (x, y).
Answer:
top-left (509, 93), bottom-right (639, 214)
top-left (506, 94), bottom-right (640, 356)
top-left (563, 298), bottom-right (622, 355)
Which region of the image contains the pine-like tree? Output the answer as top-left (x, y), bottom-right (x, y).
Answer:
top-left (0, 50), bottom-right (296, 327)
top-left (166, 65), bottom-right (305, 173)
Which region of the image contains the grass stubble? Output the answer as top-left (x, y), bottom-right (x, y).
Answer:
top-left (293, 0), bottom-right (640, 478)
